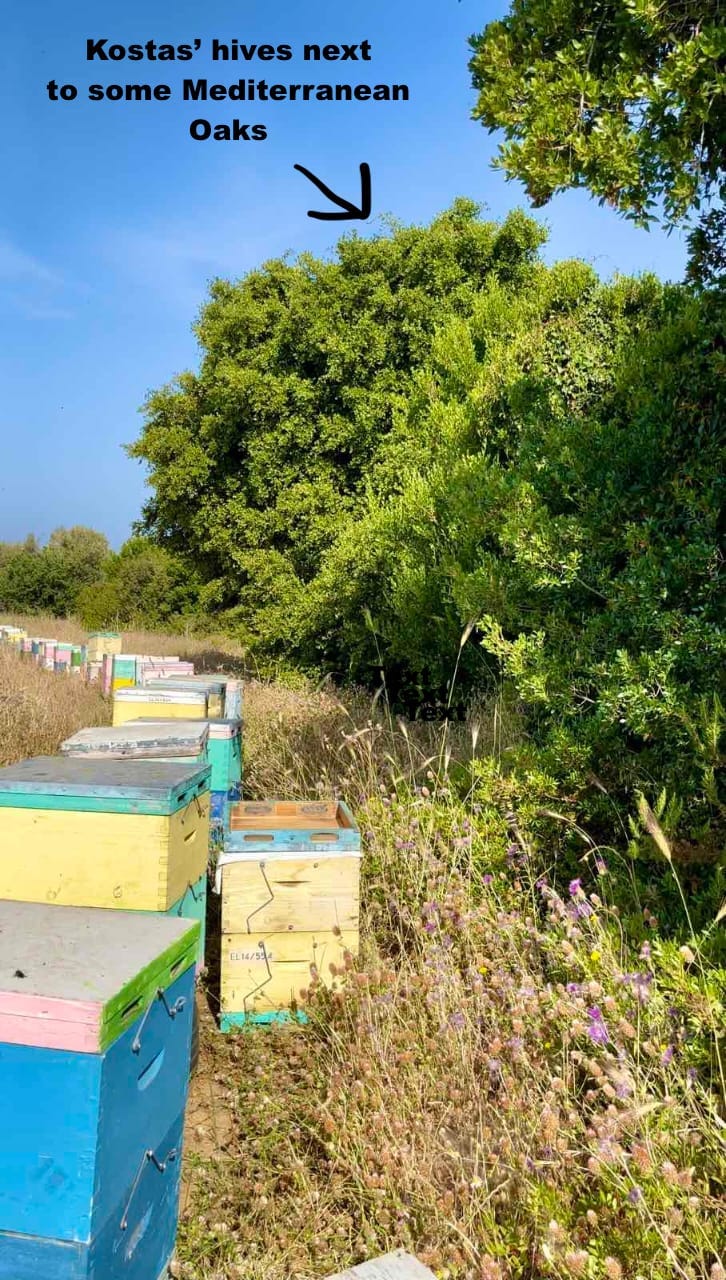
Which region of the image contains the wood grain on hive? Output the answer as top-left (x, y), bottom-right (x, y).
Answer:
top-left (217, 800), bottom-right (360, 1028)
top-left (0, 901), bottom-right (197, 1279)
top-left (0, 757), bottom-right (211, 912)
top-left (112, 686), bottom-right (209, 726)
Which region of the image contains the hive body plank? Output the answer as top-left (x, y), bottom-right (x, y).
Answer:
top-left (220, 855), bottom-right (358, 934)
top-left (142, 678), bottom-right (225, 718)
top-left (167, 874), bottom-right (207, 968)
top-left (220, 928), bottom-right (357, 1019)
top-left (113, 690), bottom-right (208, 726)
top-left (0, 805), bottom-right (209, 909)
top-left (0, 759), bottom-right (210, 910)
top-left (0, 1113), bottom-right (184, 1280)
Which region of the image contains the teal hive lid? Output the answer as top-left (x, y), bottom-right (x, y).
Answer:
top-left (0, 756), bottom-right (211, 815)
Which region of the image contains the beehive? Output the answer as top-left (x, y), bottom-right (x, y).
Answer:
top-left (111, 653), bottom-right (139, 690)
top-left (112, 686), bottom-right (208, 726)
top-left (130, 717), bottom-right (242, 846)
top-left (142, 676), bottom-right (226, 718)
top-left (86, 631), bottom-right (122, 662)
top-left (0, 901), bottom-right (197, 1278)
top-left (217, 801), bottom-right (360, 1028)
top-left (223, 677), bottom-right (243, 720)
top-left (0, 757), bottom-right (210, 912)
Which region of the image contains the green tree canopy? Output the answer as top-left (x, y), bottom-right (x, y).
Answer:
top-left (469, 0), bottom-right (726, 283)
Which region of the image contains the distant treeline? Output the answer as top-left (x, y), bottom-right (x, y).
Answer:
top-left (0, 529), bottom-right (198, 631)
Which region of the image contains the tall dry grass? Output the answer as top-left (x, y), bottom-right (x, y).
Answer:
top-left (0, 647), bottom-right (109, 765)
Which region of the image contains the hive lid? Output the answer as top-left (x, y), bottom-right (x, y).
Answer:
top-left (0, 756), bottom-right (211, 814)
top-left (0, 901), bottom-right (199, 1053)
top-left (225, 800), bottom-right (361, 854)
top-left (61, 723), bottom-right (210, 760)
top-left (142, 676), bottom-right (226, 693)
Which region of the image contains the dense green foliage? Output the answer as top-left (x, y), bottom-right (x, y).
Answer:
top-left (131, 202), bottom-right (724, 870)
top-left (468, 0), bottom-right (726, 284)
top-left (75, 536), bottom-right (201, 631)
top-left (0, 527), bottom-right (109, 616)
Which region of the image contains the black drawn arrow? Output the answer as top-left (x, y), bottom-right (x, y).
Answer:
top-left (294, 162), bottom-right (372, 221)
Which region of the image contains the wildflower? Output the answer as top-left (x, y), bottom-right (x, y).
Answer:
top-left (483, 873), bottom-right (494, 886)
top-left (679, 945), bottom-right (696, 964)
top-left (590, 950), bottom-right (601, 963)
top-left (661, 1044), bottom-right (675, 1065)
top-left (627, 1185), bottom-right (643, 1206)
top-left (569, 878), bottom-right (583, 897)
top-left (595, 857), bottom-right (607, 875)
top-left (566, 982), bottom-right (583, 996)
top-left (603, 1260), bottom-right (623, 1280)
top-left (448, 1011), bottom-right (466, 1032)
top-left (586, 1006), bottom-right (610, 1045)
top-left (639, 941), bottom-right (651, 960)
top-left (564, 1251), bottom-right (589, 1277)
top-left (687, 1066), bottom-right (698, 1083)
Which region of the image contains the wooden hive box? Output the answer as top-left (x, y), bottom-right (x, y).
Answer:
top-left (86, 631), bottom-right (122, 662)
top-left (112, 686), bottom-right (208, 726)
top-left (217, 801), bottom-right (360, 1029)
top-left (110, 654), bottom-right (139, 691)
top-left (0, 901), bottom-right (197, 1279)
top-left (0, 757), bottom-right (211, 913)
top-left (129, 717), bottom-right (242, 796)
top-left (142, 675), bottom-right (226, 719)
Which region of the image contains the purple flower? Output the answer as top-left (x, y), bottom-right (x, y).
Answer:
top-left (595, 858), bottom-right (608, 875)
top-left (424, 921), bottom-right (437, 935)
top-left (619, 972), bottom-right (652, 1004)
top-left (566, 982), bottom-right (583, 996)
top-left (687, 1066), bottom-right (698, 1083)
top-left (569, 878), bottom-right (583, 898)
top-left (661, 1045), bottom-right (675, 1065)
top-left (483, 873), bottom-right (494, 886)
top-left (628, 1186), bottom-right (643, 1206)
top-left (639, 942), bottom-right (651, 960)
top-left (586, 1006), bottom-right (610, 1045)
top-left (448, 1011), bottom-right (466, 1031)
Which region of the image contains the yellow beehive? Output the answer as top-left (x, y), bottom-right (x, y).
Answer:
top-left (112, 686), bottom-right (208, 726)
top-left (220, 928), bottom-right (358, 1020)
top-left (0, 758), bottom-right (210, 912)
top-left (217, 801), bottom-right (361, 1028)
top-left (86, 632), bottom-right (123, 662)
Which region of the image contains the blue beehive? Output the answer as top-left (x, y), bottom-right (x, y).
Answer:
top-left (0, 901), bottom-right (199, 1279)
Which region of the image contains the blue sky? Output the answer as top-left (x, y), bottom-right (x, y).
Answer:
top-left (1, 0), bottom-right (688, 547)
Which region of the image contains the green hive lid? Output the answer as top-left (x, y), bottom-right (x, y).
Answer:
top-left (0, 756), bottom-right (211, 815)
top-left (0, 900), bottom-right (199, 1053)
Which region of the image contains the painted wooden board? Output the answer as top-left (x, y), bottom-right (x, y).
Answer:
top-left (113, 691), bottom-right (208, 726)
top-left (227, 799), bottom-right (360, 854)
top-left (220, 928), bottom-right (357, 1017)
top-left (132, 717), bottom-right (242, 790)
top-left (220, 854), bottom-right (359, 935)
top-left (0, 756), bottom-right (210, 814)
top-left (142, 678), bottom-right (225, 717)
top-left (0, 900), bottom-right (199, 1052)
top-left (0, 798), bottom-right (210, 912)
top-left (167, 874), bottom-right (207, 969)
top-left (61, 723), bottom-right (209, 760)
top-left (0, 1059), bottom-right (186, 1259)
top-left (325, 1253), bottom-right (436, 1280)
